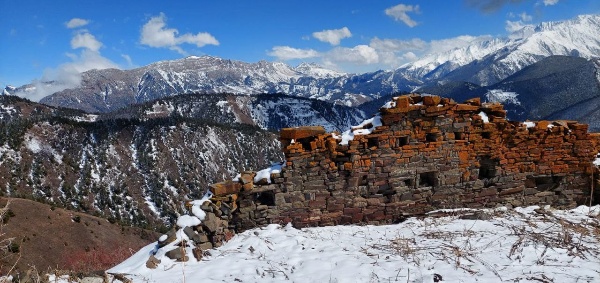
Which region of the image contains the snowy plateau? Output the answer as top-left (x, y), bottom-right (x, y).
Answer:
top-left (97, 205), bottom-right (600, 283)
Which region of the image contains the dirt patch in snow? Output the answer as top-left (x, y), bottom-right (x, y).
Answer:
top-left (0, 197), bottom-right (159, 275)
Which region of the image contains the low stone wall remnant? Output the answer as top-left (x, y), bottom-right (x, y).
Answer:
top-left (173, 94), bottom-right (600, 250)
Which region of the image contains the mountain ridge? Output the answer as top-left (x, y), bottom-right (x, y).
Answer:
top-left (396, 14), bottom-right (600, 86)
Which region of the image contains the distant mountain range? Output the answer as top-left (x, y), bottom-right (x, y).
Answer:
top-left (8, 57), bottom-right (416, 112)
top-left (419, 55), bottom-right (600, 130)
top-left (400, 15), bottom-right (600, 86)
top-left (3, 14), bottom-right (600, 127)
top-left (103, 92), bottom-right (367, 132)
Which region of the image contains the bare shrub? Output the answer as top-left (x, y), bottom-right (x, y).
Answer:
top-left (0, 201), bottom-right (20, 281)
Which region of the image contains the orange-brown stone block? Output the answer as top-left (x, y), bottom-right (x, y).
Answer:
top-left (464, 97), bottom-right (481, 106)
top-left (458, 151), bottom-right (469, 163)
top-left (423, 95), bottom-right (442, 106)
top-left (455, 104), bottom-right (480, 111)
top-left (210, 180), bottom-right (242, 197)
top-left (395, 96), bottom-right (410, 109)
top-left (239, 172), bottom-right (255, 185)
top-left (481, 103), bottom-right (503, 111)
top-left (491, 110), bottom-right (507, 118)
top-left (409, 94), bottom-right (422, 104)
top-left (280, 126), bottom-right (326, 140)
top-left (536, 120), bottom-right (550, 131)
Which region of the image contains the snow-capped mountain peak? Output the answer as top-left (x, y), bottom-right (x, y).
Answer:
top-left (397, 14), bottom-right (600, 86)
top-left (294, 62), bottom-right (346, 78)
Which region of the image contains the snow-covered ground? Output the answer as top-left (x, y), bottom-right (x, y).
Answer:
top-left (104, 205), bottom-right (600, 283)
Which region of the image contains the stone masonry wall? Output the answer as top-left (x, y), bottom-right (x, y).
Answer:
top-left (206, 94), bottom-right (600, 236)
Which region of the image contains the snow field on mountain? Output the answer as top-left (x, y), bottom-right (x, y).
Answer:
top-left (484, 89), bottom-right (521, 105)
top-left (106, 205), bottom-right (600, 283)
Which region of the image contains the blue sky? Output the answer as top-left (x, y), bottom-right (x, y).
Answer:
top-left (1, 0), bottom-right (599, 87)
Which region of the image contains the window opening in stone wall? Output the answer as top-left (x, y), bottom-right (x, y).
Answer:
top-left (304, 192), bottom-right (315, 201)
top-left (482, 132), bottom-right (492, 139)
top-left (426, 133), bottom-right (439, 142)
top-left (361, 174), bottom-right (368, 185)
top-left (419, 172), bottom-right (437, 187)
top-left (298, 138), bottom-right (312, 151)
top-left (478, 156), bottom-right (498, 180)
top-left (368, 137), bottom-right (378, 148)
top-left (454, 132), bottom-right (464, 140)
top-left (399, 136), bottom-right (409, 146)
top-left (255, 190), bottom-right (275, 206)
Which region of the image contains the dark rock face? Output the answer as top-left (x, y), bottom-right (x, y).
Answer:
top-left (81, 92), bottom-right (367, 133)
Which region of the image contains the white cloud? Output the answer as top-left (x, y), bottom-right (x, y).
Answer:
top-left (327, 45), bottom-right (379, 64)
top-left (428, 35), bottom-right (491, 54)
top-left (16, 26), bottom-right (118, 101)
top-left (505, 12), bottom-right (533, 34)
top-left (16, 50), bottom-right (118, 102)
top-left (70, 31), bottom-right (102, 52)
top-left (543, 0), bottom-right (559, 5)
top-left (140, 13), bottom-right (219, 55)
top-left (312, 27), bottom-right (352, 46)
top-left (268, 46), bottom-right (321, 60)
top-left (385, 4), bottom-right (420, 27)
top-left (53, 50), bottom-right (118, 76)
top-left (401, 52), bottom-right (418, 61)
top-left (267, 33), bottom-right (496, 73)
top-left (65, 18), bottom-right (90, 29)
top-left (367, 38), bottom-right (428, 67)
top-left (509, 12), bottom-right (532, 22)
top-left (505, 20), bottom-right (530, 33)
top-left (519, 12), bottom-right (532, 22)
top-left (369, 37), bottom-right (427, 52)
top-left (121, 54), bottom-right (133, 67)
top-left (466, 0), bottom-right (528, 13)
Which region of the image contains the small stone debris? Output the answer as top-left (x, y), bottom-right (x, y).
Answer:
top-left (145, 255), bottom-right (161, 269)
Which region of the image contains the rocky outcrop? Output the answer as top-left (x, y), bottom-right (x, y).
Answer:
top-left (151, 196), bottom-right (234, 263)
top-left (201, 94), bottom-right (599, 238)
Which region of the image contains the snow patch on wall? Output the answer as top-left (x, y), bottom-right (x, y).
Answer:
top-left (254, 162), bottom-right (285, 184)
top-left (478, 111), bottom-right (490, 123)
top-left (336, 115), bottom-right (383, 145)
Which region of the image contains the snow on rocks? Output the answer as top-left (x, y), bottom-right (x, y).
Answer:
top-left (253, 162), bottom-right (284, 184)
top-left (338, 115), bottom-right (382, 145)
top-left (594, 153), bottom-right (600, 166)
top-left (108, 205), bottom-right (600, 283)
top-left (478, 111), bottom-right (490, 123)
top-left (524, 121), bottom-right (536, 128)
top-left (176, 215), bottom-right (201, 228)
top-left (131, 191), bottom-right (235, 266)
